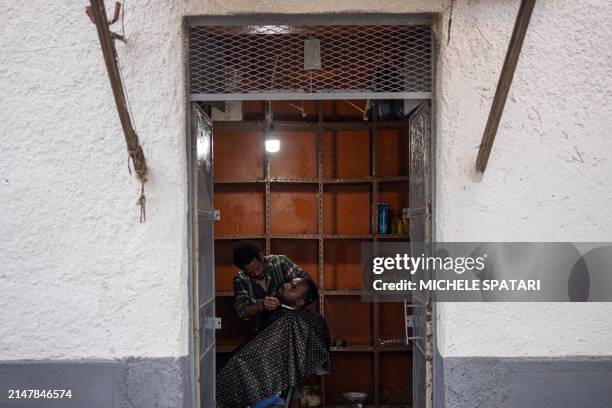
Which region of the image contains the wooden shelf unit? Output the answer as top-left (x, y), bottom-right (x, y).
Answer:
top-left (212, 100), bottom-right (412, 407)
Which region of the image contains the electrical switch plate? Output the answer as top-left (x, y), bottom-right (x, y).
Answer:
top-left (304, 39), bottom-right (321, 70)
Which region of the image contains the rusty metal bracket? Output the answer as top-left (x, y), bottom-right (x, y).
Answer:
top-left (475, 0), bottom-right (536, 175)
top-left (86, 0), bottom-right (148, 221)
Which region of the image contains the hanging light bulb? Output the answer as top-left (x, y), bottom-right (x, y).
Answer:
top-left (264, 101), bottom-right (280, 153)
top-left (265, 135), bottom-right (280, 153)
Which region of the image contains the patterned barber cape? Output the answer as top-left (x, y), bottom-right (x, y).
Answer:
top-left (216, 308), bottom-right (331, 408)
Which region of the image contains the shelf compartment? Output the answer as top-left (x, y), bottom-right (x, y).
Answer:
top-left (323, 130), bottom-right (371, 179)
top-left (378, 181), bottom-right (410, 218)
top-left (214, 184), bottom-right (265, 236)
top-left (214, 239), bottom-right (265, 292)
top-left (213, 127), bottom-right (264, 180)
top-left (271, 239), bottom-right (319, 285)
top-left (324, 353), bottom-right (374, 406)
top-left (323, 240), bottom-right (366, 290)
top-left (380, 302), bottom-right (409, 342)
top-left (270, 184), bottom-right (318, 235)
top-left (376, 128), bottom-right (410, 177)
top-left (323, 184), bottom-right (371, 235)
top-left (325, 296), bottom-right (372, 346)
top-left (381, 352), bottom-right (413, 404)
top-left (269, 130), bottom-right (318, 179)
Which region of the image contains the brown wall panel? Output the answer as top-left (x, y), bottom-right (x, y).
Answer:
top-left (322, 130), bottom-right (370, 179)
top-left (213, 129), bottom-right (264, 180)
top-left (270, 239), bottom-right (319, 283)
top-left (377, 128), bottom-right (410, 177)
top-left (269, 131), bottom-right (317, 179)
top-left (214, 184), bottom-right (265, 235)
top-left (323, 184), bottom-right (371, 235)
top-left (323, 240), bottom-right (365, 290)
top-left (270, 184), bottom-right (317, 234)
top-left (214, 240), bottom-right (236, 292)
top-left (324, 296), bottom-right (371, 345)
top-left (381, 352), bottom-right (412, 404)
top-left (380, 302), bottom-right (407, 341)
top-left (324, 353), bottom-right (374, 405)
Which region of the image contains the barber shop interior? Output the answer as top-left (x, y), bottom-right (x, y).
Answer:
top-left (189, 22), bottom-right (432, 408)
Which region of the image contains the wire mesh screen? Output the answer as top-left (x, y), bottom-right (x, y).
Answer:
top-left (188, 25), bottom-right (432, 96)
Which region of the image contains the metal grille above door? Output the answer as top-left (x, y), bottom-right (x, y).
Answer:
top-left (188, 24), bottom-right (432, 100)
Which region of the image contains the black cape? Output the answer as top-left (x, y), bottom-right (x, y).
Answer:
top-left (216, 308), bottom-right (331, 408)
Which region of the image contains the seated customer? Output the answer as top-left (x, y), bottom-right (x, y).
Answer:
top-left (217, 278), bottom-right (331, 408)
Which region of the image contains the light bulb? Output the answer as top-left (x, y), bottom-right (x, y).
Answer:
top-left (265, 138), bottom-right (280, 153)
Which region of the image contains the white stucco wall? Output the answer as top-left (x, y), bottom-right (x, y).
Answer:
top-left (0, 1), bottom-right (190, 360)
top-left (434, 0), bottom-right (612, 357)
top-left (1, 0), bottom-right (610, 364)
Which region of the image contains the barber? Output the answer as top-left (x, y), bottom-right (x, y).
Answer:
top-left (232, 241), bottom-right (313, 334)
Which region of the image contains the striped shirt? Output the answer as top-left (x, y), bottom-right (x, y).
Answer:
top-left (233, 255), bottom-right (310, 332)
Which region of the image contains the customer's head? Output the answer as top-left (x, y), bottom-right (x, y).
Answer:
top-left (233, 241), bottom-right (265, 279)
top-left (278, 277), bottom-right (319, 308)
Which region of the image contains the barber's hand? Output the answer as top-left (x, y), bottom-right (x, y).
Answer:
top-left (263, 296), bottom-right (280, 310)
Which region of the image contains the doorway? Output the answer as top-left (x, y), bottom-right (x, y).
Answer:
top-left (187, 17), bottom-right (434, 408)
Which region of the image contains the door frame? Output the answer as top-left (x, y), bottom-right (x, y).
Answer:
top-left (184, 14), bottom-right (438, 408)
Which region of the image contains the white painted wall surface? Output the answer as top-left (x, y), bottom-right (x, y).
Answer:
top-left (0, 1), bottom-right (190, 360)
top-left (1, 0), bottom-right (610, 363)
top-left (0, 0), bottom-right (444, 361)
top-left (434, 0), bottom-right (612, 357)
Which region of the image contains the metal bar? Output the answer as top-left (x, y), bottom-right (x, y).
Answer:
top-left (370, 101), bottom-right (381, 408)
top-left (186, 13), bottom-right (434, 27)
top-left (191, 92), bottom-right (432, 102)
top-left (214, 235), bottom-right (267, 240)
top-left (475, 0), bottom-right (537, 174)
top-left (316, 101), bottom-right (326, 408)
top-left (88, 0), bottom-right (147, 182)
top-left (213, 120), bottom-right (410, 131)
top-left (269, 234), bottom-right (320, 239)
top-left (264, 101), bottom-right (272, 254)
top-left (188, 103), bottom-right (200, 408)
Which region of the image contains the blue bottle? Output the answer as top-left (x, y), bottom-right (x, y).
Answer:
top-left (378, 202), bottom-right (389, 234)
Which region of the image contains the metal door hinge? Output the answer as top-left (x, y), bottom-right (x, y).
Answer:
top-left (204, 317), bottom-right (222, 330)
top-left (198, 209), bottom-right (220, 221)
